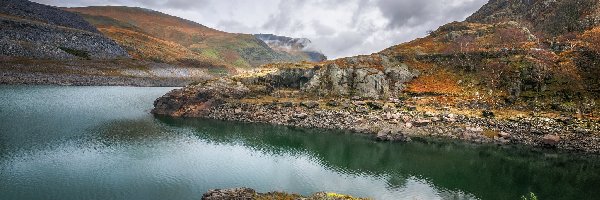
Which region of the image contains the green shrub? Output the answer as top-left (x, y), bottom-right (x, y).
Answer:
top-left (521, 192), bottom-right (538, 200)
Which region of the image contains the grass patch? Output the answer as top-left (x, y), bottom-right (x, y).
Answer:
top-left (59, 47), bottom-right (90, 59)
top-left (200, 48), bottom-right (220, 60)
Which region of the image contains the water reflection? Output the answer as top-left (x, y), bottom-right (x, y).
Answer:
top-left (158, 117), bottom-right (600, 200)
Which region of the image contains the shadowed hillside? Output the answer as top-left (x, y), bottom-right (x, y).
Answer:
top-left (0, 0), bottom-right (128, 60)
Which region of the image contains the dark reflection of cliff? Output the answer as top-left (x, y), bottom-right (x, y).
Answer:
top-left (156, 117), bottom-right (600, 200)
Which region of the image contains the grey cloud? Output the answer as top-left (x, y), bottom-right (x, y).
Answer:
top-left (377, 0), bottom-right (487, 29)
top-left (311, 20), bottom-right (336, 35)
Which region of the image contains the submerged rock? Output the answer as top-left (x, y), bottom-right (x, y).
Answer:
top-left (202, 188), bottom-right (256, 200)
top-left (376, 128), bottom-right (411, 142)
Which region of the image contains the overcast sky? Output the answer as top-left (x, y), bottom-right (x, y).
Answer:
top-left (33, 0), bottom-right (487, 59)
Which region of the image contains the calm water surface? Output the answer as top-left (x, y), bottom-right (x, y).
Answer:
top-left (0, 86), bottom-right (599, 200)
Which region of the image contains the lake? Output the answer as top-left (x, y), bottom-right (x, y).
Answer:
top-left (0, 86), bottom-right (599, 200)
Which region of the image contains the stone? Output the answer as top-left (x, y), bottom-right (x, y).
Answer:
top-left (542, 134), bottom-right (561, 146)
top-left (482, 110), bottom-right (495, 118)
top-left (327, 100), bottom-right (339, 107)
top-left (341, 102), bottom-right (351, 109)
top-left (301, 101), bottom-right (319, 109)
top-left (376, 129), bottom-right (411, 142)
top-left (466, 126), bottom-right (484, 132)
top-left (355, 106), bottom-right (369, 114)
top-left (202, 188), bottom-right (256, 200)
top-left (353, 101), bottom-right (366, 106)
top-left (498, 131), bottom-right (511, 139)
top-left (407, 105), bottom-right (417, 111)
top-left (444, 114), bottom-right (457, 122)
top-left (234, 108), bottom-right (242, 114)
top-left (293, 113), bottom-right (308, 119)
top-left (280, 102), bottom-right (293, 107)
top-left (366, 101), bottom-right (384, 110)
top-left (351, 96), bottom-right (362, 101)
top-left (424, 111), bottom-right (436, 117)
top-left (414, 119), bottom-right (431, 127)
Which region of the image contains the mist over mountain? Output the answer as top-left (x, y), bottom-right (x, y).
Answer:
top-left (255, 34), bottom-right (327, 62)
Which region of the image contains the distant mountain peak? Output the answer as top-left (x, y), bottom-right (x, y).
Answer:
top-left (255, 34), bottom-right (326, 62)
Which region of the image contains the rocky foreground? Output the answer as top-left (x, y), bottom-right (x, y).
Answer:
top-left (202, 188), bottom-right (367, 200)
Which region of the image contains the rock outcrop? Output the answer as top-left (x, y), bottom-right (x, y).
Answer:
top-left (0, 0), bottom-right (100, 33)
top-left (303, 55), bottom-right (418, 99)
top-left (201, 188), bottom-right (367, 200)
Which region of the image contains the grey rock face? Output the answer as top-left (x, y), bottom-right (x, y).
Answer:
top-left (0, 0), bottom-right (100, 33)
top-left (0, 0), bottom-right (129, 60)
top-left (0, 16), bottom-right (129, 60)
top-left (303, 55), bottom-right (418, 99)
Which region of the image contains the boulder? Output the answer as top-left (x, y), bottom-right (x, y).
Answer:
top-left (482, 110), bottom-right (495, 118)
top-left (542, 134), bottom-right (561, 146)
top-left (355, 106), bottom-right (369, 114)
top-left (301, 101), bottom-right (319, 109)
top-left (293, 113), bottom-right (308, 119)
top-left (413, 119), bottom-right (431, 127)
top-left (444, 114), bottom-right (457, 122)
top-left (366, 101), bottom-right (384, 110)
top-left (376, 128), bottom-right (411, 142)
top-left (152, 78), bottom-right (250, 117)
top-left (327, 100), bottom-right (339, 107)
top-left (498, 131), bottom-right (511, 139)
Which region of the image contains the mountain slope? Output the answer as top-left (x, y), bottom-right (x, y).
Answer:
top-left (66, 6), bottom-right (323, 73)
top-left (466, 0), bottom-right (600, 36)
top-left (0, 0), bottom-right (128, 60)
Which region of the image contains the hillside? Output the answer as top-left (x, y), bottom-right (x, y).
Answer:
top-left (0, 0), bottom-right (128, 60)
top-left (66, 6), bottom-right (324, 73)
top-left (379, 0), bottom-right (600, 113)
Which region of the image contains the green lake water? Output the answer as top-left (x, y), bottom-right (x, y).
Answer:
top-left (0, 86), bottom-right (599, 200)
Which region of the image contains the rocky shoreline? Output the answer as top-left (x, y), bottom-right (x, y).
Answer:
top-left (202, 188), bottom-right (367, 200)
top-left (152, 77), bottom-right (600, 154)
top-left (0, 59), bottom-right (214, 87)
top-left (178, 99), bottom-right (600, 154)
top-left (0, 71), bottom-right (197, 86)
